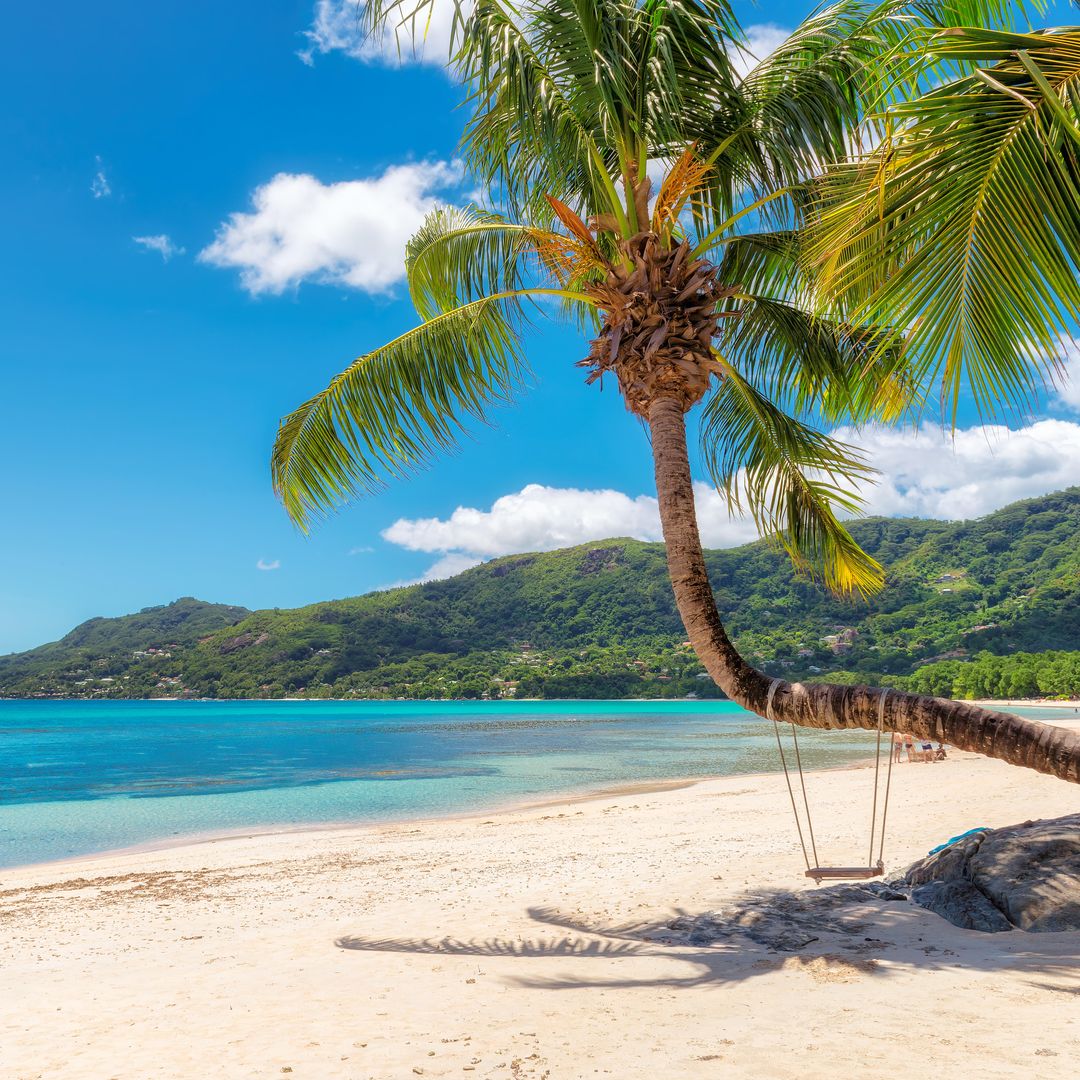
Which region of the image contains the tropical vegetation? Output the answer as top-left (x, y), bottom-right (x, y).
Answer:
top-left (907, 651), bottom-right (1080, 701)
top-left (5, 490), bottom-right (1080, 702)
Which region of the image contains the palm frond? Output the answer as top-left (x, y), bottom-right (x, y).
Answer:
top-left (714, 230), bottom-right (802, 297)
top-left (405, 205), bottom-right (540, 318)
top-left (716, 284), bottom-right (909, 425)
top-left (652, 145), bottom-right (713, 235)
top-left (813, 25), bottom-right (1080, 422)
top-left (624, 0), bottom-right (743, 152)
top-left (736, 5), bottom-right (891, 175)
top-left (455, 1), bottom-right (631, 224)
top-left (694, 0), bottom-right (1038, 228)
top-left (273, 294), bottom-right (531, 528)
top-left (543, 193), bottom-right (602, 248)
top-left (700, 357), bottom-right (884, 597)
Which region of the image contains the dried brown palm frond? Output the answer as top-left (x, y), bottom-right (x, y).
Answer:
top-left (526, 228), bottom-right (610, 285)
top-left (652, 147), bottom-right (713, 235)
top-left (543, 195), bottom-right (601, 249)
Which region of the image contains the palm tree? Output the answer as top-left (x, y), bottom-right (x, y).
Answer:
top-left (272, 0), bottom-right (1079, 783)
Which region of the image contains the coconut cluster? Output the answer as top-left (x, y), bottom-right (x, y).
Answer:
top-left (580, 236), bottom-right (736, 415)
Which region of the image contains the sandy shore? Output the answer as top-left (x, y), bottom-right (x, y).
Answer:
top-left (3, 731), bottom-right (1079, 1079)
top-left (972, 698), bottom-right (1080, 710)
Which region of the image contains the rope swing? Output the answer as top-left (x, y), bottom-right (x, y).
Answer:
top-left (767, 680), bottom-right (895, 884)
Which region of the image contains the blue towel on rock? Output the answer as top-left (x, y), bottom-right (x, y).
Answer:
top-left (928, 826), bottom-right (990, 856)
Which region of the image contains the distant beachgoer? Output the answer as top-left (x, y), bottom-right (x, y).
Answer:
top-left (935, 742), bottom-right (948, 761)
top-left (892, 732), bottom-right (904, 763)
top-left (904, 733), bottom-right (916, 761)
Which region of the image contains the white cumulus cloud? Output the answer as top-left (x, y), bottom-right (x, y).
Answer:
top-left (298, 0), bottom-right (466, 67)
top-left (380, 417), bottom-right (1080, 583)
top-left (1051, 337), bottom-right (1080, 413)
top-left (381, 482), bottom-right (758, 582)
top-left (200, 164), bottom-right (459, 294)
top-left (383, 484), bottom-right (663, 557)
top-left (256, 558), bottom-right (281, 571)
top-left (838, 419), bottom-right (1080, 521)
top-left (133, 234), bottom-right (184, 261)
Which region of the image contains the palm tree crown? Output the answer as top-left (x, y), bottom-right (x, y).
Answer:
top-left (274, 0), bottom-right (1014, 592)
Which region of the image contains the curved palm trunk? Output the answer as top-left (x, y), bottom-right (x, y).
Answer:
top-left (647, 397), bottom-right (1080, 784)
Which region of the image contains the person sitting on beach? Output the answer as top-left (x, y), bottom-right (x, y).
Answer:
top-left (905, 736), bottom-right (934, 763)
top-left (935, 742), bottom-right (948, 761)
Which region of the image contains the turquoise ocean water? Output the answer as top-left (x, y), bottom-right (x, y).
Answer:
top-left (0, 698), bottom-right (1059, 869)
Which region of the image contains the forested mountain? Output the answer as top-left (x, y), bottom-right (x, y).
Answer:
top-left (3, 489), bottom-right (1080, 701)
top-left (0, 598), bottom-right (250, 692)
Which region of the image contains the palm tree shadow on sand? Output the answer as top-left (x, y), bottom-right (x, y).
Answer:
top-left (334, 885), bottom-right (1080, 992)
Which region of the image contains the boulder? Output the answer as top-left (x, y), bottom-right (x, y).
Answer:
top-left (969, 816), bottom-right (1080, 932)
top-left (901, 813), bottom-right (1080, 933)
top-left (908, 880), bottom-right (1013, 933)
top-left (905, 830), bottom-right (989, 887)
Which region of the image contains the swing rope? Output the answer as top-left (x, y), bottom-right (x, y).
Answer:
top-left (867, 689), bottom-right (892, 870)
top-left (766, 678), bottom-right (813, 874)
top-left (876, 690), bottom-right (896, 867)
top-left (767, 680), bottom-right (895, 882)
top-left (788, 708), bottom-right (820, 870)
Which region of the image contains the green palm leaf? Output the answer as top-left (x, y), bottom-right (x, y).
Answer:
top-left (813, 25), bottom-right (1080, 421)
top-left (457, 0), bottom-right (632, 225)
top-left (273, 295), bottom-right (530, 528)
top-left (405, 205), bottom-right (539, 317)
top-left (721, 294), bottom-right (909, 422)
top-left (700, 358), bottom-right (884, 596)
top-left (694, 0), bottom-right (1030, 227)
top-left (705, 229), bottom-right (911, 423)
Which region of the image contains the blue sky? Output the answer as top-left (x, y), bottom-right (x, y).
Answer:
top-left (1, 1), bottom-right (1078, 654)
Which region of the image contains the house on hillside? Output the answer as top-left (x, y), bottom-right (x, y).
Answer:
top-left (821, 628), bottom-right (858, 654)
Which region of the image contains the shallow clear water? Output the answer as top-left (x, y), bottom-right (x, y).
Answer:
top-left (2, 698), bottom-right (1055, 869)
top-left (0, 698), bottom-right (895, 868)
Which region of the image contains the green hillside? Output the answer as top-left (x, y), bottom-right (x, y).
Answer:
top-left (3, 489), bottom-right (1080, 700)
top-left (0, 598), bottom-right (251, 696)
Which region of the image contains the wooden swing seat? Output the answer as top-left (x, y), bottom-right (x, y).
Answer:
top-left (805, 866), bottom-right (884, 883)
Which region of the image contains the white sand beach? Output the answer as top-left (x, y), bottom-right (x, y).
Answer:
top-left (3, 724), bottom-right (1078, 1080)
top-left (971, 699), bottom-right (1080, 710)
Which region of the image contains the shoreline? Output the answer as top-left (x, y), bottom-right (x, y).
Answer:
top-left (969, 697), bottom-right (1080, 709)
top-left (5, 758), bottom-right (889, 876)
top-left (0, 774), bottom-right (710, 875)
